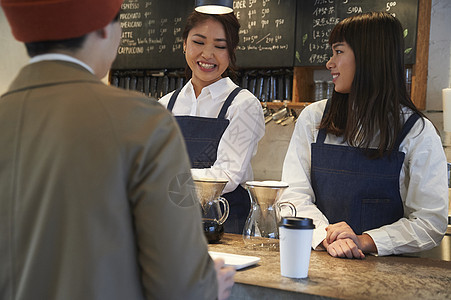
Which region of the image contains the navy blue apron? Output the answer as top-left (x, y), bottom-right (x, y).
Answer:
top-left (311, 100), bottom-right (420, 234)
top-left (167, 87), bottom-right (251, 234)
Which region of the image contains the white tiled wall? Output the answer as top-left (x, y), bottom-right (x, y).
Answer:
top-left (251, 121), bottom-right (295, 181)
top-left (427, 0), bottom-right (451, 162)
top-left (426, 0), bottom-right (451, 111)
top-left (0, 8), bottom-right (28, 95)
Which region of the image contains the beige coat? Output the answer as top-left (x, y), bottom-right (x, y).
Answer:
top-left (0, 61), bottom-right (217, 300)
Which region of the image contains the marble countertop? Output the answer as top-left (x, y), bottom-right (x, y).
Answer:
top-left (209, 234), bottom-right (451, 300)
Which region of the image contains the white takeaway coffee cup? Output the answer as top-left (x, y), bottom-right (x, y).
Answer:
top-left (279, 217), bottom-right (315, 278)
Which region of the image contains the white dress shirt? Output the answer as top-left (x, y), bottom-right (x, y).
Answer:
top-left (159, 77), bottom-right (265, 194)
top-left (29, 53), bottom-right (94, 74)
top-left (280, 99), bottom-right (449, 256)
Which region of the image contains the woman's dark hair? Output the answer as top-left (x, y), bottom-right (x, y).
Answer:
top-left (320, 11), bottom-right (426, 158)
top-left (182, 11), bottom-right (240, 79)
top-left (25, 11), bottom-right (121, 57)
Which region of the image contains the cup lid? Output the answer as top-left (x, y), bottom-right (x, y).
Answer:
top-left (280, 217), bottom-right (315, 229)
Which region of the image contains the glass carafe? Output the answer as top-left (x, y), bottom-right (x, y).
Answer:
top-left (193, 178), bottom-right (229, 243)
top-left (243, 181), bottom-right (296, 250)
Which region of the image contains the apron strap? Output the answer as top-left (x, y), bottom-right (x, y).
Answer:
top-left (317, 101), bottom-right (421, 150)
top-left (217, 87), bottom-right (242, 119)
top-left (393, 113), bottom-right (421, 150)
top-left (166, 87), bottom-right (182, 112)
top-left (167, 86), bottom-right (242, 118)
top-left (316, 99), bottom-right (332, 144)
top-left (316, 100), bottom-right (421, 150)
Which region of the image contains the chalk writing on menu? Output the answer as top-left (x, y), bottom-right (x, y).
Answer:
top-left (112, 0), bottom-right (297, 69)
top-left (234, 0), bottom-right (296, 68)
top-left (112, 0), bottom-right (193, 69)
top-left (295, 0), bottom-right (418, 66)
top-left (111, 0), bottom-right (418, 70)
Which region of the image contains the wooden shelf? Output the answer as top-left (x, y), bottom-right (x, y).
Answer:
top-left (261, 101), bottom-right (311, 109)
top-left (411, 0), bottom-right (431, 110)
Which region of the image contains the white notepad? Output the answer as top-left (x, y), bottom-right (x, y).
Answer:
top-left (209, 251), bottom-right (261, 270)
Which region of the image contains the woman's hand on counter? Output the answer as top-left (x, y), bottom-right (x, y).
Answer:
top-left (214, 258), bottom-right (236, 300)
top-left (325, 222), bottom-right (358, 245)
top-left (322, 222), bottom-right (377, 258)
top-left (323, 237), bottom-right (365, 259)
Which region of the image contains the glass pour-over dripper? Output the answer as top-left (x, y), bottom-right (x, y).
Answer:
top-left (243, 181), bottom-right (296, 250)
top-left (193, 178), bottom-right (229, 243)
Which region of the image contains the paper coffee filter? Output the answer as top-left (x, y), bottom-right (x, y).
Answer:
top-left (246, 180), bottom-right (289, 188)
top-left (193, 177), bottom-right (228, 183)
top-left (193, 178), bottom-right (228, 204)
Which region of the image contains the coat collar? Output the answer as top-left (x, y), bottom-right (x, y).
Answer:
top-left (3, 60), bottom-right (101, 97)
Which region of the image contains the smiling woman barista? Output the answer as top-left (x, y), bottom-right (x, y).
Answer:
top-left (279, 12), bottom-right (448, 259)
top-left (159, 11), bottom-right (265, 234)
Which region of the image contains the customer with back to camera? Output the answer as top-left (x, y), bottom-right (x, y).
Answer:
top-left (0, 0), bottom-right (235, 299)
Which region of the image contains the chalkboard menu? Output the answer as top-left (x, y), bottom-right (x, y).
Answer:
top-left (295, 0), bottom-right (419, 66)
top-left (234, 0), bottom-right (297, 68)
top-left (112, 0), bottom-right (194, 69)
top-left (112, 0), bottom-right (419, 70)
top-left (112, 0), bottom-right (297, 69)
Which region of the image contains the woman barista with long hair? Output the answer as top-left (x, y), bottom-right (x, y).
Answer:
top-left (159, 11), bottom-right (265, 234)
top-left (280, 12), bottom-right (448, 258)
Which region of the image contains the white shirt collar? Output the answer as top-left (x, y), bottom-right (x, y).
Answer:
top-left (208, 78), bottom-right (235, 100)
top-left (185, 77), bottom-right (235, 101)
top-left (29, 53), bottom-right (95, 74)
